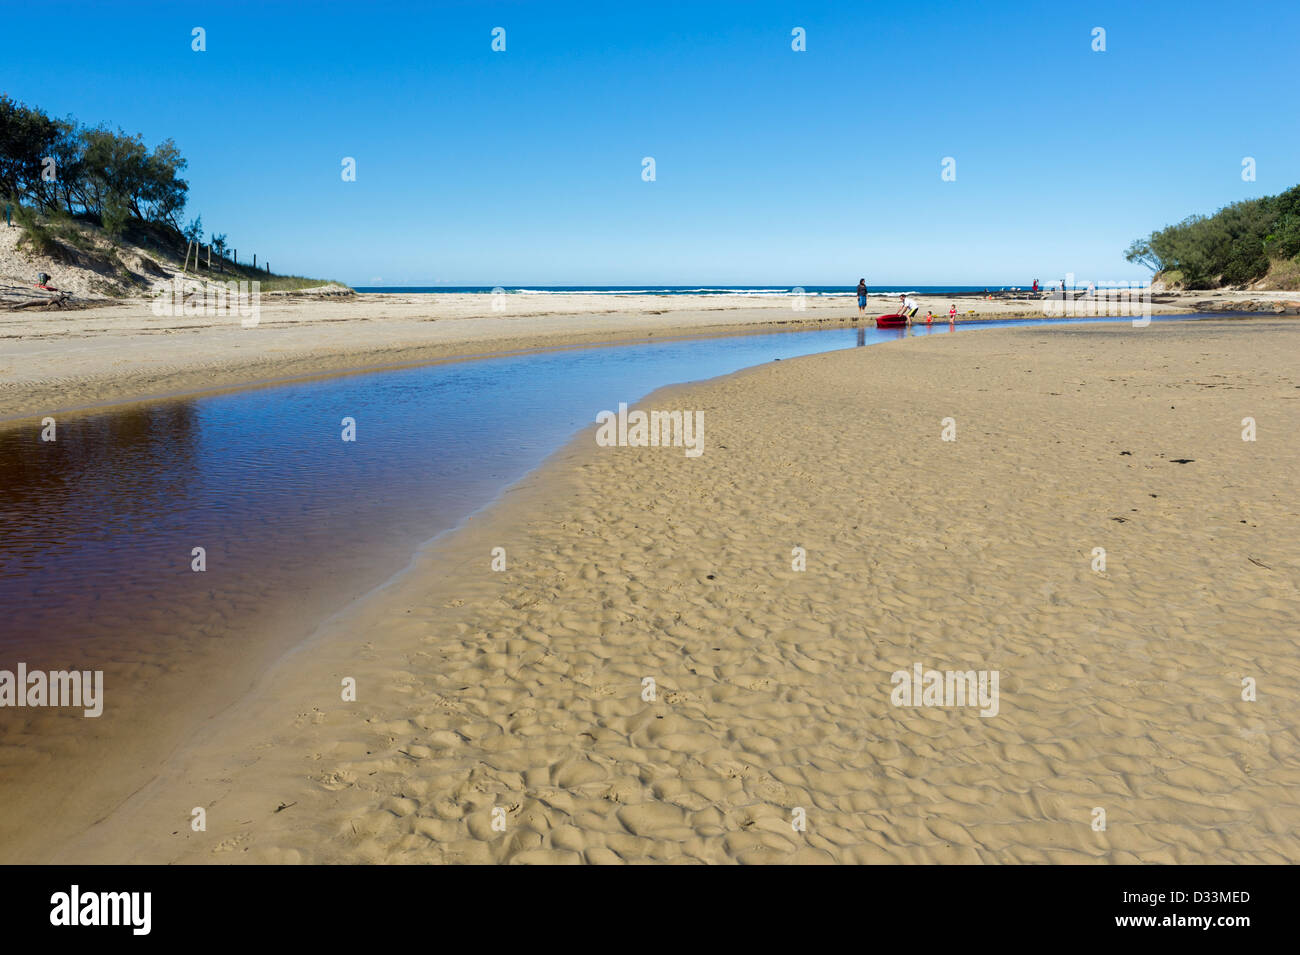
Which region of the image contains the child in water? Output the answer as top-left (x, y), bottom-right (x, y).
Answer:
top-left (949, 304), bottom-right (957, 322)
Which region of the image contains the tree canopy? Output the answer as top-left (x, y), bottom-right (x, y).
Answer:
top-left (1125, 185), bottom-right (1300, 288)
top-left (0, 94), bottom-right (188, 229)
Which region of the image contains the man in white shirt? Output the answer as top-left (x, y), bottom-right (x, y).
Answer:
top-left (899, 294), bottom-right (919, 322)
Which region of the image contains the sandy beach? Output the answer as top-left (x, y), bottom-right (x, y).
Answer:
top-left (8, 0), bottom-right (1300, 919)
top-left (5, 289), bottom-right (1289, 424)
top-left (38, 316), bottom-right (1300, 865)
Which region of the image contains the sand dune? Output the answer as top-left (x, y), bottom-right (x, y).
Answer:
top-left (51, 317), bottom-right (1300, 864)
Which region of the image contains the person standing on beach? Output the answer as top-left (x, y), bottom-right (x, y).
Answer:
top-left (900, 293), bottom-right (919, 324)
top-left (857, 278), bottom-right (868, 315)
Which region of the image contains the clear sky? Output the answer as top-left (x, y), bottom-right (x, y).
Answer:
top-left (5, 0), bottom-right (1296, 287)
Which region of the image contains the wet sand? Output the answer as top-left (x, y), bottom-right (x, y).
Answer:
top-left (49, 317), bottom-right (1300, 864)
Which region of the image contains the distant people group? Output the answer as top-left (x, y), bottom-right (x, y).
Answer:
top-left (843, 275), bottom-right (1111, 325)
top-left (850, 280), bottom-right (957, 326)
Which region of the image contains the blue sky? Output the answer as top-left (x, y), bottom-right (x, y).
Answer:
top-left (4, 0), bottom-right (1296, 286)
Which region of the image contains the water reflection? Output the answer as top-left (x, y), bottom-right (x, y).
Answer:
top-left (0, 405), bottom-right (202, 574)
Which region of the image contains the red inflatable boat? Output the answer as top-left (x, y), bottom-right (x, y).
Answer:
top-left (876, 312), bottom-right (908, 328)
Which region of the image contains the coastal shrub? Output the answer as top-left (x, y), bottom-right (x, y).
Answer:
top-left (1256, 256), bottom-right (1300, 291)
top-left (101, 193), bottom-right (130, 240)
top-left (1127, 184), bottom-right (1300, 288)
top-left (49, 213), bottom-right (95, 251)
top-left (12, 202), bottom-right (64, 260)
top-left (1265, 211), bottom-right (1300, 261)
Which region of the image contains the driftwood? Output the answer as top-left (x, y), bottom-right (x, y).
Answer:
top-left (3, 292), bottom-right (71, 311)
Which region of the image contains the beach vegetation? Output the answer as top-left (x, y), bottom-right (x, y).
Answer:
top-left (1126, 184), bottom-right (1300, 289)
top-left (2, 95), bottom-right (350, 291)
top-left (254, 275), bottom-right (344, 291)
top-left (12, 202), bottom-right (62, 259)
top-left (1, 95), bottom-right (188, 228)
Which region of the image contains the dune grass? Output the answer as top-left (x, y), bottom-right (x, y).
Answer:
top-left (9, 203), bottom-right (350, 294)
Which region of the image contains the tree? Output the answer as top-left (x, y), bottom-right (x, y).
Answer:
top-left (1125, 187), bottom-right (1300, 289)
top-left (101, 193), bottom-right (130, 241)
top-left (0, 95), bottom-right (58, 208)
top-left (138, 138), bottom-right (188, 226)
top-left (0, 96), bottom-right (191, 232)
top-left (1123, 239), bottom-right (1162, 273)
top-left (49, 118), bottom-right (85, 214)
top-left (211, 233), bottom-right (228, 272)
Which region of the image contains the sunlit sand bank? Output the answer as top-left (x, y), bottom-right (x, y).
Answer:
top-left (49, 317), bottom-right (1300, 864)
